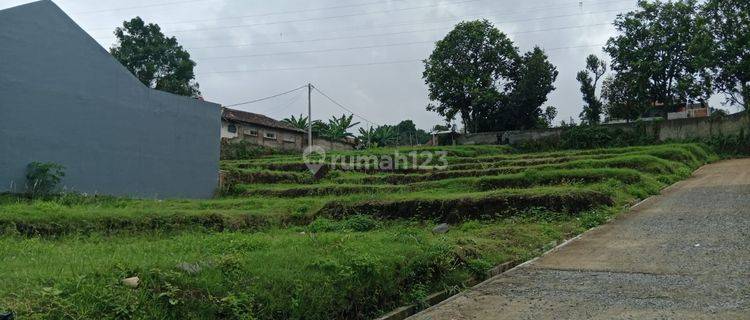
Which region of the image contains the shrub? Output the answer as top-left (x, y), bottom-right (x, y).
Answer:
top-left (308, 217), bottom-right (340, 233)
top-left (559, 124), bottom-right (658, 150)
top-left (406, 284), bottom-right (430, 310)
top-left (221, 139), bottom-right (296, 160)
top-left (342, 215), bottom-right (380, 232)
top-left (224, 169), bottom-right (311, 185)
top-left (466, 258), bottom-right (493, 280)
top-left (510, 123), bottom-right (661, 151)
top-left (560, 125), bottom-right (614, 149)
top-left (320, 190), bottom-right (613, 222)
top-left (307, 216), bottom-right (380, 233)
top-left (25, 162), bottom-right (65, 198)
top-left (704, 130), bottom-right (750, 157)
top-left (578, 210), bottom-right (611, 229)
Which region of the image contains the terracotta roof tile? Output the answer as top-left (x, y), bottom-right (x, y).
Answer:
top-left (221, 107), bottom-right (305, 133)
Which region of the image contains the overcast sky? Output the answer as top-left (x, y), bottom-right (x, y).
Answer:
top-left (0, 0), bottom-right (739, 131)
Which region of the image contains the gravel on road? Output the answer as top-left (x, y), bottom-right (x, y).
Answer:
top-left (410, 159), bottom-right (750, 320)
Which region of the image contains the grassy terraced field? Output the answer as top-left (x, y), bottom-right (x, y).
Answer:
top-left (0, 143), bottom-right (718, 319)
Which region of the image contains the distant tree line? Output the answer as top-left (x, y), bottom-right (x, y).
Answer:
top-left (357, 120), bottom-right (432, 148)
top-left (110, 0), bottom-right (747, 136)
top-left (424, 0), bottom-right (748, 131)
top-left (283, 114), bottom-right (432, 148)
top-left (580, 0), bottom-right (748, 123)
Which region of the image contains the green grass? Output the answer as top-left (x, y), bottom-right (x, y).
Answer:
top-left (0, 216), bottom-right (590, 319)
top-left (0, 143), bottom-right (717, 319)
top-left (320, 187), bottom-right (614, 222)
top-left (231, 168), bottom-right (651, 198)
top-left (330, 154), bottom-right (690, 185)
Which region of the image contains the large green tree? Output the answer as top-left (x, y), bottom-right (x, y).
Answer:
top-left (540, 106), bottom-right (558, 128)
top-left (111, 17), bottom-right (201, 97)
top-left (602, 72), bottom-right (654, 122)
top-left (504, 47), bottom-right (559, 130)
top-left (393, 120), bottom-right (432, 146)
top-left (423, 20), bottom-right (559, 132)
top-left (423, 20), bottom-right (518, 132)
top-left (703, 0), bottom-right (750, 111)
top-left (604, 0), bottom-right (712, 116)
top-left (577, 55), bottom-right (607, 124)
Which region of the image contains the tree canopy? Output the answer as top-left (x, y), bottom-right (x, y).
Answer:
top-left (423, 20), bottom-right (558, 132)
top-left (423, 20), bottom-right (517, 132)
top-left (604, 0), bottom-right (712, 117)
top-left (703, 0), bottom-right (750, 111)
top-left (601, 73), bottom-right (651, 122)
top-left (393, 120), bottom-right (432, 146)
top-left (577, 55), bottom-right (607, 124)
top-left (110, 17), bottom-right (201, 97)
top-left (504, 47), bottom-right (559, 130)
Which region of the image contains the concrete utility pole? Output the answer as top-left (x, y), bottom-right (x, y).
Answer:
top-left (307, 83), bottom-right (313, 149)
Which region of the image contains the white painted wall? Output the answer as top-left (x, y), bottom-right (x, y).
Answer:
top-left (221, 121), bottom-right (239, 139)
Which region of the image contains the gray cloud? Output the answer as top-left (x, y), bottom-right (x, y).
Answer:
top-left (2, 0), bottom-right (736, 131)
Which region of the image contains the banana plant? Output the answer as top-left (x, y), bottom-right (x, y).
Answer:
top-left (321, 114), bottom-right (360, 140)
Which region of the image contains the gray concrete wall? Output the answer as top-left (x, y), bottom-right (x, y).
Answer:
top-left (456, 129), bottom-right (565, 145)
top-left (0, 1), bottom-right (220, 198)
top-left (306, 138), bottom-right (356, 152)
top-left (455, 132), bottom-right (502, 145)
top-left (448, 114), bottom-right (749, 147)
top-left (501, 129), bottom-right (565, 145)
top-left (657, 114), bottom-right (749, 141)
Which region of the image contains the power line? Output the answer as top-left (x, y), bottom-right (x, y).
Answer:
top-left (156, 7), bottom-right (627, 50)
top-left (89, 0), bottom-right (483, 35)
top-left (174, 0), bottom-right (482, 34)
top-left (186, 28), bottom-right (448, 50)
top-left (86, 0), bottom-right (394, 30)
top-left (203, 59), bottom-right (421, 75)
top-left (256, 90), bottom-right (305, 116)
top-left (538, 43), bottom-right (609, 51)
top-left (201, 43), bottom-right (606, 75)
top-left (215, 42), bottom-right (608, 125)
top-left (71, 0), bottom-right (217, 15)
top-left (313, 86), bottom-right (380, 127)
top-left (195, 23), bottom-right (612, 61)
top-left (91, 0), bottom-right (630, 41)
top-left (198, 40), bottom-right (435, 60)
top-left (224, 84), bottom-right (307, 107)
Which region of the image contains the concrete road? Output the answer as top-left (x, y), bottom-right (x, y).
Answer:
top-left (411, 159), bottom-right (750, 320)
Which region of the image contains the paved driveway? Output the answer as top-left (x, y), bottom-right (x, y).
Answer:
top-left (410, 159), bottom-right (750, 320)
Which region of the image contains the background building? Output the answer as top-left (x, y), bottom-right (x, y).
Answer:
top-left (221, 108), bottom-right (305, 152)
top-left (221, 107), bottom-right (356, 152)
top-left (667, 102), bottom-right (712, 120)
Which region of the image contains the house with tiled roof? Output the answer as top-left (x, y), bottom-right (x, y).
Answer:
top-left (221, 107), bottom-right (305, 151)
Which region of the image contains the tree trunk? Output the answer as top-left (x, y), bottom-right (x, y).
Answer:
top-left (742, 83), bottom-right (749, 113)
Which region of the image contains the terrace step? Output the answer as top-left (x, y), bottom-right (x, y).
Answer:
top-left (319, 190), bottom-right (614, 223)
